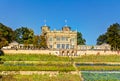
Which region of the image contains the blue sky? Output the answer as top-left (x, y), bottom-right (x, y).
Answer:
top-left (0, 0), bottom-right (120, 45)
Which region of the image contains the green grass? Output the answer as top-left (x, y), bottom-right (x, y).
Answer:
top-left (82, 72), bottom-right (120, 81)
top-left (0, 62), bottom-right (75, 71)
top-left (2, 54), bottom-right (120, 81)
top-left (0, 65), bottom-right (75, 71)
top-left (2, 54), bottom-right (120, 62)
top-left (0, 54), bottom-right (75, 71)
top-left (2, 54), bottom-right (120, 71)
top-left (74, 55), bottom-right (120, 62)
top-left (78, 66), bottom-right (120, 71)
top-left (3, 61), bottom-right (72, 66)
top-left (0, 73), bottom-right (81, 81)
top-left (1, 54), bottom-right (70, 61)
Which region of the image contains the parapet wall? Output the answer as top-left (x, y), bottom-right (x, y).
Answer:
top-left (2, 50), bottom-right (120, 55)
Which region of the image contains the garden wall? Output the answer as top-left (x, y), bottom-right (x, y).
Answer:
top-left (2, 50), bottom-right (120, 55)
top-left (77, 50), bottom-right (120, 55)
top-left (2, 50), bottom-right (59, 55)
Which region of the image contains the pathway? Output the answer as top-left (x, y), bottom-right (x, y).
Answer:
top-left (73, 62), bottom-right (84, 81)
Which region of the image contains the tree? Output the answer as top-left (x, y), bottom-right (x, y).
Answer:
top-left (39, 35), bottom-right (47, 48)
top-left (33, 35), bottom-right (40, 47)
top-left (96, 23), bottom-right (120, 50)
top-left (0, 33), bottom-right (8, 49)
top-left (77, 32), bottom-right (86, 45)
top-left (96, 34), bottom-right (107, 45)
top-left (106, 23), bottom-right (120, 50)
top-left (0, 23), bottom-right (14, 49)
top-left (14, 27), bottom-right (34, 44)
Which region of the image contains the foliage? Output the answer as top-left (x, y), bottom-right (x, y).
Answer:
top-left (0, 23), bottom-right (14, 49)
top-left (0, 36), bottom-right (7, 49)
top-left (106, 23), bottom-right (120, 50)
top-left (97, 23), bottom-right (120, 50)
top-left (96, 34), bottom-right (107, 45)
top-left (14, 27), bottom-right (34, 44)
top-left (39, 35), bottom-right (47, 48)
top-left (33, 35), bottom-right (40, 47)
top-left (82, 72), bottom-right (120, 81)
top-left (77, 32), bottom-right (86, 45)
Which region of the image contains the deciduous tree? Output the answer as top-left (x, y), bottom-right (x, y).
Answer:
top-left (14, 27), bottom-right (34, 44)
top-left (0, 23), bottom-right (14, 49)
top-left (39, 35), bottom-right (47, 48)
top-left (33, 35), bottom-right (40, 47)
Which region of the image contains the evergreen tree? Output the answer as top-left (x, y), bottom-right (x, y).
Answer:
top-left (77, 32), bottom-right (86, 45)
top-left (97, 23), bottom-right (120, 50)
top-left (97, 34), bottom-right (107, 45)
top-left (106, 23), bottom-right (120, 50)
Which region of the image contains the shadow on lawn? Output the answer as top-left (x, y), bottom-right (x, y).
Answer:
top-left (0, 49), bottom-right (4, 56)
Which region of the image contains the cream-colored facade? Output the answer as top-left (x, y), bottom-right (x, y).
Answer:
top-left (78, 43), bottom-right (111, 51)
top-left (41, 26), bottom-right (77, 50)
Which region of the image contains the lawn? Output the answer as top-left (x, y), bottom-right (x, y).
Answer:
top-left (77, 66), bottom-right (120, 71)
top-left (0, 73), bottom-right (82, 81)
top-left (2, 54), bottom-right (120, 62)
top-left (74, 55), bottom-right (120, 62)
top-left (0, 62), bottom-right (75, 71)
top-left (1, 54), bottom-right (120, 81)
top-left (0, 54), bottom-right (70, 61)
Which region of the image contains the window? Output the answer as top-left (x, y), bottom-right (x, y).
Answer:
top-left (66, 37), bottom-right (68, 41)
top-left (56, 37), bottom-right (60, 41)
top-left (62, 37), bottom-right (65, 41)
top-left (62, 44), bottom-right (65, 49)
top-left (66, 44), bottom-right (69, 49)
top-left (49, 37), bottom-right (52, 41)
top-left (71, 45), bottom-right (74, 49)
top-left (49, 45), bottom-right (52, 48)
top-left (70, 38), bottom-right (77, 46)
top-left (57, 44), bottom-right (60, 49)
top-left (60, 37), bottom-right (68, 41)
top-left (71, 38), bottom-right (74, 42)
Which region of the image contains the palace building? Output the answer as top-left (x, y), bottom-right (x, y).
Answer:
top-left (2, 23), bottom-right (112, 56)
top-left (41, 25), bottom-right (77, 50)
